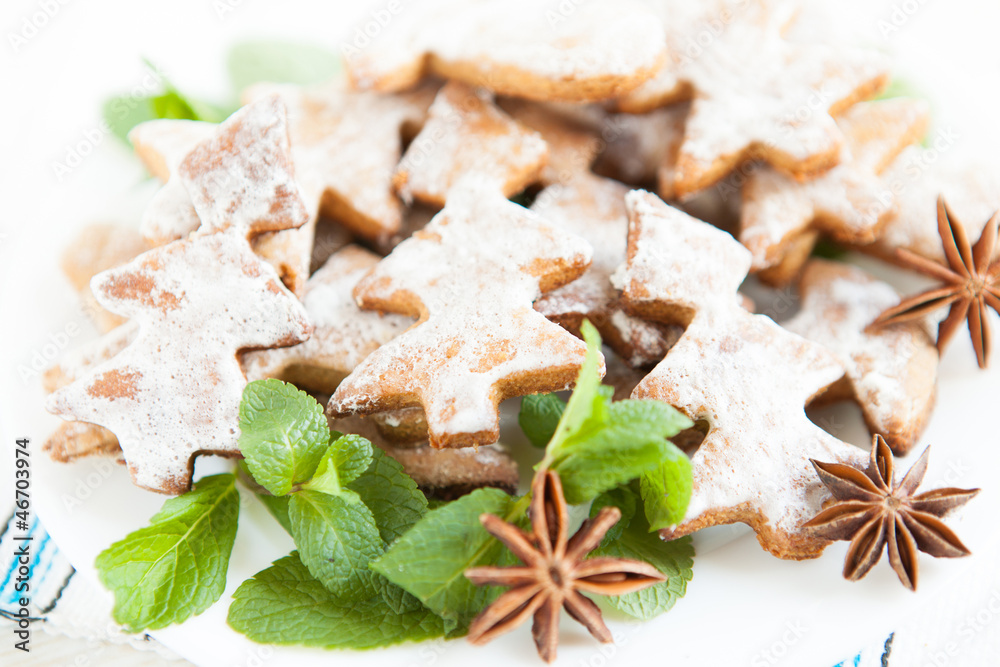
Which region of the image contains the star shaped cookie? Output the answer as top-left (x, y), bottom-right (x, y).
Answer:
top-left (394, 82), bottom-right (548, 206)
top-left (46, 97), bottom-right (313, 493)
top-left (615, 191), bottom-right (865, 558)
top-left (616, 0), bottom-right (890, 197)
top-left (241, 245), bottom-right (413, 392)
top-left (740, 98), bottom-right (929, 284)
top-left (344, 0), bottom-right (666, 102)
top-left (502, 100), bottom-right (681, 367)
top-left (327, 177), bottom-right (596, 449)
top-left (866, 148), bottom-right (1000, 266)
top-left (783, 259), bottom-right (938, 455)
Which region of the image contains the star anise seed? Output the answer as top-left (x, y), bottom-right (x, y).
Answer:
top-left (803, 434), bottom-right (978, 591)
top-left (465, 469), bottom-right (665, 663)
top-left (870, 195), bottom-right (1000, 368)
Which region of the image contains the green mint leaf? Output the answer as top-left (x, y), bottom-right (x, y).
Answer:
top-left (591, 487), bottom-right (694, 620)
top-left (640, 443), bottom-right (693, 530)
top-left (371, 488), bottom-right (518, 626)
top-left (551, 399), bottom-right (690, 504)
top-left (348, 447), bottom-right (427, 546)
top-left (288, 489), bottom-right (383, 601)
top-left (331, 434), bottom-right (374, 486)
top-left (518, 393), bottom-right (566, 448)
top-left (590, 486), bottom-right (638, 543)
top-left (256, 493), bottom-right (292, 535)
top-left (239, 379), bottom-right (331, 496)
top-left (95, 474), bottom-right (240, 631)
top-left (227, 40), bottom-right (341, 93)
top-left (228, 552), bottom-right (448, 649)
top-left (547, 320), bottom-right (608, 456)
top-left (103, 96), bottom-right (158, 144)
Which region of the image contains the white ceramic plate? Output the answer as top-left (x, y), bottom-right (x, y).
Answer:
top-left (2, 1), bottom-right (999, 665)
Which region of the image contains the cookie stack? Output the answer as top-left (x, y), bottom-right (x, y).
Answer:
top-left (44, 0), bottom-right (999, 560)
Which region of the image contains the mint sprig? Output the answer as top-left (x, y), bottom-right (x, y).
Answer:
top-left (537, 320), bottom-right (693, 505)
top-left (239, 379), bottom-right (332, 496)
top-left (228, 552), bottom-right (448, 650)
top-left (94, 474), bottom-right (240, 631)
top-left (227, 40), bottom-right (341, 93)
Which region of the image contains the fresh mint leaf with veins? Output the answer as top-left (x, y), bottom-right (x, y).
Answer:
top-left (301, 433), bottom-right (373, 496)
top-left (541, 321), bottom-right (693, 504)
top-left (371, 488), bottom-right (520, 627)
top-left (95, 474), bottom-right (240, 631)
top-left (349, 447), bottom-right (428, 546)
top-left (518, 393), bottom-right (566, 447)
top-left (591, 486), bottom-right (694, 620)
top-left (239, 379), bottom-right (331, 496)
top-left (640, 440), bottom-right (693, 530)
top-left (288, 489), bottom-right (383, 602)
top-left (228, 552), bottom-right (448, 649)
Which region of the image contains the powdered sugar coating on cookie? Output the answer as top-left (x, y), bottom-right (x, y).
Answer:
top-left (328, 177), bottom-right (597, 449)
top-left (618, 0), bottom-right (890, 197)
top-left (47, 233), bottom-right (312, 493)
top-left (241, 245), bottom-right (413, 391)
top-left (395, 83), bottom-right (548, 206)
top-left (870, 148), bottom-right (1000, 265)
top-left (784, 259), bottom-right (937, 454)
top-left (243, 81), bottom-right (434, 243)
top-left (345, 0), bottom-right (666, 102)
top-left (616, 191), bottom-right (865, 558)
top-left (129, 119), bottom-right (216, 246)
top-left (740, 98), bottom-right (930, 274)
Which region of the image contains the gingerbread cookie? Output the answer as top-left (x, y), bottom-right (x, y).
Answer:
top-left (43, 421), bottom-right (122, 463)
top-left (344, 0), bottom-right (666, 102)
top-left (501, 100), bottom-right (681, 367)
top-left (784, 259), bottom-right (938, 454)
top-left (740, 98), bottom-right (929, 285)
top-left (616, 0), bottom-right (890, 197)
top-left (47, 98), bottom-right (313, 494)
top-left (129, 119), bottom-right (216, 246)
top-left (614, 191), bottom-right (865, 559)
top-left (394, 82), bottom-right (548, 207)
top-left (241, 245), bottom-right (413, 393)
top-left (865, 148), bottom-right (1000, 266)
top-left (60, 224), bottom-right (150, 333)
top-left (327, 176), bottom-right (597, 449)
top-left (244, 81), bottom-right (435, 245)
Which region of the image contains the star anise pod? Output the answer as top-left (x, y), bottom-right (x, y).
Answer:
top-left (465, 469), bottom-right (664, 663)
top-left (803, 434), bottom-right (978, 591)
top-left (870, 195), bottom-right (1000, 368)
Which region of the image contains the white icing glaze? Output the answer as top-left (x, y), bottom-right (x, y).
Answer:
top-left (618, 191), bottom-right (865, 551)
top-left (329, 177), bottom-right (597, 447)
top-left (241, 245), bottom-right (413, 383)
top-left (740, 98), bottom-right (930, 271)
top-left (346, 0), bottom-right (666, 101)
